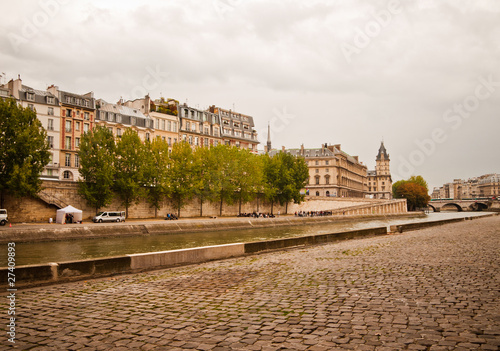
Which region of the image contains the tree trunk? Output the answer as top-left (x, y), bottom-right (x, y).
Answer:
top-left (220, 194), bottom-right (223, 217)
top-left (256, 193), bottom-right (260, 212)
top-left (177, 197), bottom-right (181, 218)
top-left (239, 192), bottom-right (242, 215)
top-left (200, 196), bottom-right (203, 217)
top-left (271, 199), bottom-right (274, 215)
top-left (154, 206), bottom-right (157, 218)
top-left (285, 201), bottom-right (288, 215)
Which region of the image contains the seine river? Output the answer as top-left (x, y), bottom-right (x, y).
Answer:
top-left (6, 212), bottom-right (490, 266)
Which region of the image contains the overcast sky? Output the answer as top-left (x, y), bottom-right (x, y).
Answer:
top-left (1, 0), bottom-right (499, 190)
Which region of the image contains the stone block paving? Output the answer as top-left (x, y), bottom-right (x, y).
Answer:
top-left (5, 216), bottom-right (500, 350)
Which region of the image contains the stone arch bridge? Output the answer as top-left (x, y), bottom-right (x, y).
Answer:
top-left (428, 199), bottom-right (495, 212)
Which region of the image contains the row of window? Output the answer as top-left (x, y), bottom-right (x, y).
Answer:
top-left (64, 95), bottom-right (91, 107)
top-left (155, 119), bottom-right (178, 133)
top-left (26, 93), bottom-right (55, 105)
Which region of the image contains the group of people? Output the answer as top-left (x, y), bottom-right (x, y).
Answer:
top-left (237, 212), bottom-right (276, 218)
top-left (165, 213), bottom-right (179, 220)
top-left (294, 210), bottom-right (333, 217)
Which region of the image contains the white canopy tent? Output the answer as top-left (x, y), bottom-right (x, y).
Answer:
top-left (56, 205), bottom-right (83, 224)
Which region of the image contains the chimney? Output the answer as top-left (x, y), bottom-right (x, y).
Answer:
top-left (300, 143), bottom-right (304, 155)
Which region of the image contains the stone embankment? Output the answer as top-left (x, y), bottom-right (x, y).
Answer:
top-left (10, 213), bottom-right (500, 350)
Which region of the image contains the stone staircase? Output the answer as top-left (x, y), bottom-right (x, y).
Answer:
top-left (38, 191), bottom-right (69, 209)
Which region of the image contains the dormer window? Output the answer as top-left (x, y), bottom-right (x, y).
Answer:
top-left (26, 92), bottom-right (35, 101)
top-left (47, 96), bottom-right (54, 104)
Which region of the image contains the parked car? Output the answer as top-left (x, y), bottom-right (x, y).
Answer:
top-left (0, 209), bottom-right (8, 226)
top-left (92, 211), bottom-right (126, 223)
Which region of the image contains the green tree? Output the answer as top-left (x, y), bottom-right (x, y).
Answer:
top-left (77, 126), bottom-right (116, 214)
top-left (234, 149), bottom-right (263, 215)
top-left (114, 129), bottom-right (145, 217)
top-left (0, 98), bottom-right (51, 208)
top-left (262, 152), bottom-right (309, 214)
top-left (393, 175), bottom-right (431, 211)
top-left (168, 142), bottom-right (197, 217)
top-left (143, 138), bottom-right (170, 218)
top-left (209, 145), bottom-right (240, 216)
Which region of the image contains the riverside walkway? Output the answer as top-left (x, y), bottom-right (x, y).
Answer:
top-left (8, 216), bottom-right (500, 350)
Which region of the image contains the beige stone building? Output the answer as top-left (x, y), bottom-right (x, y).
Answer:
top-left (271, 144), bottom-right (368, 198)
top-left (95, 99), bottom-right (154, 142)
top-left (209, 106), bottom-right (259, 152)
top-left (366, 142), bottom-right (392, 199)
top-left (2, 78), bottom-right (62, 180)
top-left (432, 174), bottom-right (498, 199)
top-left (178, 103), bottom-right (222, 149)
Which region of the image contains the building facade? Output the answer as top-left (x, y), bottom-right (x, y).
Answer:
top-left (366, 142), bottom-right (392, 199)
top-left (2, 78), bottom-right (62, 180)
top-left (95, 99), bottom-right (154, 142)
top-left (178, 103), bottom-right (222, 148)
top-left (432, 174), bottom-right (499, 199)
top-left (270, 143), bottom-right (368, 198)
top-left (209, 106), bottom-right (259, 152)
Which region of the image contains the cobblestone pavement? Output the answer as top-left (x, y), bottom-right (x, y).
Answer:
top-left (6, 216), bottom-right (500, 350)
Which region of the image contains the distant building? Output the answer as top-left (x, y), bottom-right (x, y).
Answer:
top-left (209, 106), bottom-right (259, 152)
top-left (46, 85), bottom-right (96, 181)
top-left (95, 99), bottom-right (154, 142)
top-left (270, 143), bottom-right (368, 198)
top-left (2, 78), bottom-right (62, 180)
top-left (432, 174), bottom-right (499, 199)
top-left (366, 142), bottom-right (392, 199)
top-left (178, 104), bottom-right (222, 148)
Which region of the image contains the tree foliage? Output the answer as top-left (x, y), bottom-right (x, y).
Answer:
top-left (77, 126), bottom-right (116, 213)
top-left (114, 129), bottom-right (146, 217)
top-left (143, 138), bottom-right (171, 217)
top-left (393, 175), bottom-right (431, 211)
top-left (168, 141), bottom-right (197, 217)
top-left (0, 98), bottom-right (51, 207)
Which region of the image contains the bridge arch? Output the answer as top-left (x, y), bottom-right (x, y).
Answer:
top-left (468, 202), bottom-right (489, 211)
top-left (441, 203), bottom-right (463, 212)
top-left (427, 204), bottom-right (437, 212)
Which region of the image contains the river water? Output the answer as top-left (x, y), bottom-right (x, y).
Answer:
top-left (6, 212), bottom-right (490, 266)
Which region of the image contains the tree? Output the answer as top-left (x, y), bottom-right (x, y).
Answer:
top-left (262, 152), bottom-right (309, 214)
top-left (0, 98), bottom-right (51, 208)
top-left (77, 126), bottom-right (116, 214)
top-left (143, 138), bottom-right (170, 218)
top-left (114, 129), bottom-right (145, 217)
top-left (168, 142), bottom-right (197, 217)
top-left (393, 175), bottom-right (431, 211)
top-left (209, 145), bottom-right (241, 216)
top-left (233, 148), bottom-right (263, 215)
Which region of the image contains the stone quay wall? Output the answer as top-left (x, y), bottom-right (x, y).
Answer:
top-left (3, 180), bottom-right (407, 223)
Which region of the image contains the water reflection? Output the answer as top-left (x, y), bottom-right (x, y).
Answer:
top-left (7, 212), bottom-right (489, 266)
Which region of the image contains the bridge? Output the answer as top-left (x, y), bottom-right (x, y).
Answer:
top-left (428, 199), bottom-right (497, 212)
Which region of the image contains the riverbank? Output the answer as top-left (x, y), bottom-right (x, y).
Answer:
top-left (0, 212), bottom-right (423, 244)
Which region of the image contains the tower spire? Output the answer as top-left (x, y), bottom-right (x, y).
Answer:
top-left (266, 122), bottom-right (272, 153)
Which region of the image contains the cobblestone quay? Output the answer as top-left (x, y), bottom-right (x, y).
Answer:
top-left (9, 216), bottom-right (500, 350)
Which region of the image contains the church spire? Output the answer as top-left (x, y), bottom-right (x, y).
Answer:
top-left (266, 122), bottom-right (272, 153)
top-left (376, 141), bottom-right (389, 161)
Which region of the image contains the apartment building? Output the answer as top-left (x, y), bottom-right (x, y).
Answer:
top-left (2, 78), bottom-right (61, 180)
top-left (178, 103), bottom-right (222, 148)
top-left (208, 106), bottom-right (259, 152)
top-left (95, 99), bottom-right (154, 142)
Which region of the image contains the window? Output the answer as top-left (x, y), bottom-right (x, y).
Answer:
top-left (117, 128), bottom-right (122, 137)
top-left (161, 119), bottom-right (165, 130)
top-left (315, 169), bottom-right (319, 173)
top-left (188, 136), bottom-right (193, 145)
top-left (316, 191), bottom-right (320, 196)
top-left (204, 127), bottom-right (209, 135)
top-left (65, 154), bottom-right (71, 167)
top-left (63, 170), bottom-right (72, 179)
top-left (47, 119), bottom-right (54, 131)
top-left (83, 100), bottom-right (89, 107)
top-left (146, 133), bottom-right (150, 141)
top-left (325, 168), bottom-right (329, 173)
top-left (204, 138), bottom-right (209, 147)
top-left (27, 92), bottom-right (35, 101)
top-left (47, 96), bottom-right (54, 104)
top-left (234, 130), bottom-right (241, 137)
top-left (315, 176), bottom-right (320, 185)
top-left (65, 96), bottom-right (71, 104)
top-left (116, 114), bottom-right (121, 123)
top-left (47, 136), bottom-right (54, 148)
top-left (66, 109), bottom-right (72, 117)
top-left (28, 104), bottom-right (34, 111)
top-left (65, 136), bottom-right (71, 149)
top-left (168, 137), bottom-right (172, 146)
top-left (194, 137), bottom-right (199, 146)
top-left (167, 121), bottom-right (171, 131)
top-left (315, 160), bottom-right (319, 165)
top-left (75, 122), bottom-right (80, 131)
top-left (186, 122), bottom-right (190, 131)
top-left (191, 124), bottom-right (196, 132)
top-left (74, 154), bottom-right (80, 167)
top-left (325, 160), bottom-right (329, 165)
top-left (83, 123), bottom-right (89, 133)
top-left (173, 122), bottom-right (177, 132)
top-left (325, 175), bottom-right (330, 185)
top-left (48, 107), bottom-right (54, 116)
top-left (75, 138), bottom-right (80, 148)
top-left (65, 120), bottom-right (72, 132)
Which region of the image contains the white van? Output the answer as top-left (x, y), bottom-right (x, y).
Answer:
top-left (0, 209), bottom-right (8, 226)
top-left (92, 211), bottom-right (126, 223)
